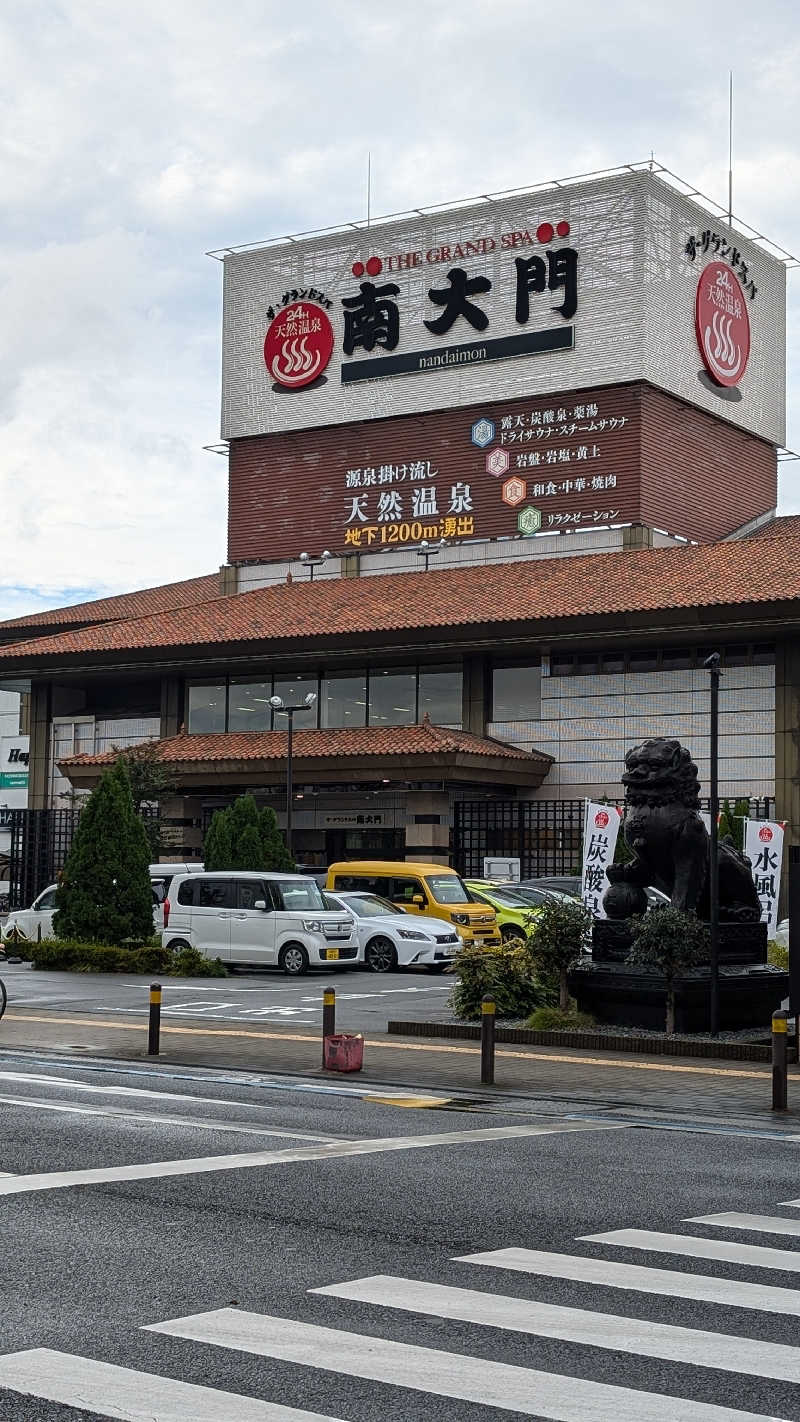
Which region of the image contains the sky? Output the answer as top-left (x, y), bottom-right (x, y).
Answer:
top-left (1, 0), bottom-right (798, 621)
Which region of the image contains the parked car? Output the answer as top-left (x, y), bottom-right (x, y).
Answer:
top-left (517, 876), bottom-right (582, 897)
top-left (2, 876), bottom-right (165, 941)
top-left (775, 919), bottom-right (789, 949)
top-left (326, 860), bottom-right (501, 946)
top-left (463, 880), bottom-right (542, 942)
top-left (324, 891), bottom-right (460, 972)
top-left (163, 870), bottom-right (357, 974)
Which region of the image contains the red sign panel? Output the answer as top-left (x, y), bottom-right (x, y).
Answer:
top-left (264, 301), bottom-right (334, 389)
top-left (695, 261), bottom-right (751, 388)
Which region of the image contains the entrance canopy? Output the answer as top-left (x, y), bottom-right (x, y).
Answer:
top-left (58, 721), bottom-right (552, 793)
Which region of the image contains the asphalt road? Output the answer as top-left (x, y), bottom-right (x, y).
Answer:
top-left (2, 1051), bottom-right (800, 1419)
top-left (0, 960), bottom-right (454, 1029)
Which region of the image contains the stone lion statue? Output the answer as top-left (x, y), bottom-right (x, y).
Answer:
top-left (604, 737), bottom-right (762, 922)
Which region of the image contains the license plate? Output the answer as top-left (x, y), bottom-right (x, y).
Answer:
top-left (325, 948), bottom-right (339, 960)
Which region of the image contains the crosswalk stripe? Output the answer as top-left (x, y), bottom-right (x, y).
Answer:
top-left (312, 1272), bottom-right (800, 1383)
top-left (0, 1348), bottom-right (346, 1421)
top-left (582, 1228), bottom-right (800, 1272)
top-left (457, 1245), bottom-right (800, 1314)
top-left (687, 1212), bottom-right (800, 1238)
top-left (145, 1307), bottom-right (790, 1421)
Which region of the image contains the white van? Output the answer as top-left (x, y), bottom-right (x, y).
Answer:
top-left (162, 870), bottom-right (357, 975)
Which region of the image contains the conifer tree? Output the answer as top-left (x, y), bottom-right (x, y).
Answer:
top-left (203, 807), bottom-right (234, 870)
top-left (53, 761), bottom-right (154, 943)
top-left (259, 805), bottom-right (295, 872)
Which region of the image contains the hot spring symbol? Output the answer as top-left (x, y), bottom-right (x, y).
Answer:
top-left (263, 301), bottom-right (334, 390)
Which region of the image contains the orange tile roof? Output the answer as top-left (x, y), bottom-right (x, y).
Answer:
top-left (59, 723), bottom-right (549, 767)
top-left (3, 518), bottom-right (800, 665)
top-left (0, 572), bottom-right (221, 633)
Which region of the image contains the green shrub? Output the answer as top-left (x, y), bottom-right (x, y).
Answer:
top-left (768, 940), bottom-right (789, 971)
top-left (527, 1005), bottom-right (595, 1031)
top-left (525, 897), bottom-right (593, 1011)
top-left (628, 905), bottom-right (710, 1034)
top-left (449, 940), bottom-right (543, 1021)
top-left (27, 938), bottom-right (226, 977)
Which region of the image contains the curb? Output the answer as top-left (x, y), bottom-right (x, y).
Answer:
top-left (387, 1019), bottom-right (793, 1063)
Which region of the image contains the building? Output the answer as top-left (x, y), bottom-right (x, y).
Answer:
top-left (0, 163), bottom-right (797, 894)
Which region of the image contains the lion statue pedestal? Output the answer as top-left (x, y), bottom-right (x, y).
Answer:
top-left (568, 738), bottom-right (787, 1032)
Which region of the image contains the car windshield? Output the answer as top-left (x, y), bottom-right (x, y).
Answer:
top-left (424, 873), bottom-right (471, 903)
top-left (342, 895), bottom-right (399, 918)
top-left (274, 879), bottom-right (327, 912)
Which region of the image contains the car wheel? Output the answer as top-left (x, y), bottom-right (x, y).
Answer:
top-left (364, 936), bottom-right (398, 973)
top-left (166, 938), bottom-right (192, 952)
top-left (501, 924), bottom-right (525, 944)
top-left (280, 942), bottom-right (310, 976)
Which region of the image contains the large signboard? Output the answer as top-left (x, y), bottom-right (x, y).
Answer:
top-left (220, 169), bottom-right (786, 448)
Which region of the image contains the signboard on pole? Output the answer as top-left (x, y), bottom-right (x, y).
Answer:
top-left (744, 819), bottom-right (785, 937)
top-left (581, 802), bottom-right (621, 918)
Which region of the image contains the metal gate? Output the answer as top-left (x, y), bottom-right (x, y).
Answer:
top-left (8, 807), bottom-right (160, 909)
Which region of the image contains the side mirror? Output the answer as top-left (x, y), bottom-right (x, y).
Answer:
top-left (412, 894), bottom-right (425, 907)
top-left (254, 899), bottom-right (270, 912)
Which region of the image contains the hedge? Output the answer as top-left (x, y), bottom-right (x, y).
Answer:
top-left (18, 939), bottom-right (226, 977)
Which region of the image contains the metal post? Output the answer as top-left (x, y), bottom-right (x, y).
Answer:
top-left (322, 985), bottom-right (336, 1067)
top-left (790, 845), bottom-right (800, 1061)
top-left (772, 1009), bottom-right (788, 1111)
top-left (705, 653), bottom-right (721, 1036)
top-left (148, 983), bottom-right (162, 1056)
top-left (286, 707), bottom-right (294, 861)
top-left (481, 994), bottom-right (496, 1086)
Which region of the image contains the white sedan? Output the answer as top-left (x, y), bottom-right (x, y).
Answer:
top-left (324, 891), bottom-right (461, 973)
top-left (2, 883), bottom-right (58, 942)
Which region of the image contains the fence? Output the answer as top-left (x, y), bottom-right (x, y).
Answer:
top-left (452, 796), bottom-right (774, 881)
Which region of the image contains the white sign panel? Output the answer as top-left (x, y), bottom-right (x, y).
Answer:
top-left (581, 802), bottom-right (621, 919)
top-left (220, 168), bottom-right (785, 446)
top-left (483, 857), bottom-right (521, 883)
top-left (744, 819), bottom-right (785, 937)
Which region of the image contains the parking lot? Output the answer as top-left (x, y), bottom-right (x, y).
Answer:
top-left (0, 960), bottom-right (455, 1030)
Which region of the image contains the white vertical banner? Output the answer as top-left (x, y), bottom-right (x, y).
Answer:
top-left (744, 820), bottom-right (785, 937)
top-left (581, 802), bottom-right (622, 919)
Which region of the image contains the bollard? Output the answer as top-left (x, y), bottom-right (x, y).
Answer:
top-left (481, 994), bottom-right (496, 1086)
top-left (772, 1009), bottom-right (788, 1111)
top-left (37, 923), bottom-right (42, 942)
top-left (322, 985), bottom-right (336, 1066)
top-left (148, 982), bottom-right (162, 1056)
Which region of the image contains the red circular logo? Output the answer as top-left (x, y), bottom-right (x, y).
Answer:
top-left (695, 261), bottom-right (751, 388)
top-left (594, 810), bottom-right (610, 828)
top-left (264, 301), bottom-right (334, 390)
top-left (758, 826), bottom-right (774, 842)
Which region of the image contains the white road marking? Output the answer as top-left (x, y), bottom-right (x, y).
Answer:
top-left (457, 1245), bottom-right (800, 1315)
top-left (0, 1120), bottom-right (623, 1197)
top-left (583, 1228), bottom-right (800, 1272)
top-left (687, 1212), bottom-right (800, 1238)
top-left (0, 1348), bottom-right (345, 1421)
top-left (0, 1093), bottom-right (345, 1139)
top-left (313, 1272), bottom-right (800, 1382)
top-left (146, 1308), bottom-right (787, 1422)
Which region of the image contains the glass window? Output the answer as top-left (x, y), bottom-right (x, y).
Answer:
top-left (228, 679), bottom-right (271, 732)
top-left (662, 648), bottom-right (693, 670)
top-left (197, 879), bottom-right (234, 909)
top-left (369, 667), bottom-right (417, 726)
top-left (601, 653), bottom-right (625, 674)
top-left (424, 873), bottom-right (471, 903)
top-left (389, 875), bottom-right (426, 905)
top-left (333, 874), bottom-right (382, 895)
top-left (236, 879), bottom-right (270, 910)
top-left (273, 878), bottom-right (326, 912)
top-left (753, 642), bottom-right (775, 665)
top-left (628, 650), bottom-right (658, 673)
top-left (344, 894), bottom-right (398, 917)
top-left (550, 654), bottom-right (575, 676)
top-left (177, 879), bottom-right (196, 905)
top-left (320, 670), bottom-right (367, 728)
top-left (187, 683), bottom-right (226, 733)
top-left (492, 664), bottom-right (541, 721)
top-left (35, 889), bottom-right (58, 911)
top-left (271, 673), bottom-right (319, 729)
top-left (418, 665), bottom-right (462, 726)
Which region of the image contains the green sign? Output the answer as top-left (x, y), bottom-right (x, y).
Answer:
top-left (517, 506), bottom-right (542, 536)
top-left (0, 772), bottom-right (28, 788)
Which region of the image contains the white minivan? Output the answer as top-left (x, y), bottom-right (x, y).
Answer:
top-left (162, 871), bottom-right (357, 975)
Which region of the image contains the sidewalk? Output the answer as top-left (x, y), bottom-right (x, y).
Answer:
top-left (2, 1004), bottom-right (799, 1126)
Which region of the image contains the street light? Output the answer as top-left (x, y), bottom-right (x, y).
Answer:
top-left (269, 691), bottom-right (317, 858)
top-left (703, 651), bottom-right (722, 1036)
top-left (298, 550), bottom-right (332, 582)
top-left (416, 537), bottom-right (447, 572)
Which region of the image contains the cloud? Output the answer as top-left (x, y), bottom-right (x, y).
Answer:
top-left (0, 0), bottom-right (797, 617)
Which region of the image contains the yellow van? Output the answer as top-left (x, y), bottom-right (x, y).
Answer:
top-left (325, 861), bottom-right (501, 947)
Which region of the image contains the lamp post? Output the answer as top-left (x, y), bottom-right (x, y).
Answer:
top-left (416, 537), bottom-right (447, 572)
top-left (298, 550), bottom-right (331, 582)
top-left (704, 651), bottom-right (722, 1036)
top-left (269, 692), bottom-right (317, 859)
